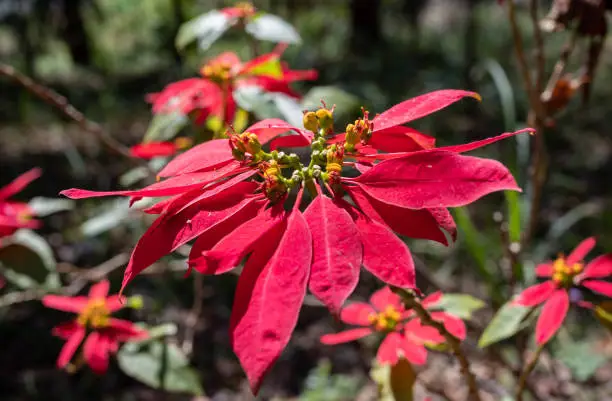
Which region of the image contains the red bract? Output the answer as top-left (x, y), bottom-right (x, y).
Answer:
top-left (321, 287), bottom-right (464, 366)
top-left (129, 138), bottom-right (193, 159)
top-left (515, 237), bottom-right (612, 345)
top-left (147, 46), bottom-right (317, 125)
top-left (42, 280), bottom-right (147, 374)
top-left (0, 168), bottom-right (41, 238)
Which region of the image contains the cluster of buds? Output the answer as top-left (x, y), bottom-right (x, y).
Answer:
top-left (231, 2), bottom-right (256, 20)
top-left (368, 304), bottom-right (403, 332)
top-left (76, 299), bottom-right (111, 329)
top-left (302, 102), bottom-right (335, 136)
top-left (344, 108), bottom-right (374, 152)
top-left (230, 132), bottom-right (263, 161)
top-left (261, 160), bottom-right (288, 203)
top-left (201, 59), bottom-right (234, 84)
top-left (551, 256), bottom-right (583, 287)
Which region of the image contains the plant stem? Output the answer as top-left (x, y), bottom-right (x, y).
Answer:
top-left (516, 344), bottom-right (544, 401)
top-left (529, 0), bottom-right (545, 94)
top-left (393, 288), bottom-right (483, 401)
top-left (0, 63), bottom-right (154, 175)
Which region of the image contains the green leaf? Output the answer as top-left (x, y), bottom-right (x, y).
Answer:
top-left (246, 13), bottom-right (301, 44)
top-left (478, 301), bottom-right (530, 348)
top-left (117, 340), bottom-right (204, 395)
top-left (454, 208), bottom-right (495, 285)
top-left (302, 86), bottom-right (361, 124)
top-left (0, 229), bottom-right (59, 289)
top-left (437, 293), bottom-right (485, 319)
top-left (176, 10), bottom-right (231, 51)
top-left (119, 159), bottom-right (168, 188)
top-left (370, 359), bottom-right (415, 401)
top-left (244, 57), bottom-right (283, 79)
top-left (555, 342), bottom-right (606, 381)
top-left (28, 197), bottom-right (74, 217)
top-left (234, 86), bottom-right (303, 128)
top-left (232, 108), bottom-right (250, 133)
top-left (80, 199), bottom-right (131, 237)
top-left (143, 113), bottom-right (189, 143)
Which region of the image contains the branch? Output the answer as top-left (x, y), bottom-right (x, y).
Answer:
top-left (0, 63), bottom-right (154, 175)
top-left (182, 273), bottom-right (204, 356)
top-left (393, 288), bottom-right (483, 401)
top-left (516, 344), bottom-right (544, 401)
top-left (529, 0), bottom-right (545, 94)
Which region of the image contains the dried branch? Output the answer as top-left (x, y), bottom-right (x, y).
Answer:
top-left (0, 63), bottom-right (154, 175)
top-left (529, 0), bottom-right (546, 94)
top-left (182, 274), bottom-right (205, 356)
top-left (393, 288), bottom-right (483, 401)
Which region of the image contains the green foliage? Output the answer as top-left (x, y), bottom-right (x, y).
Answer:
top-left (117, 337), bottom-right (204, 395)
top-left (437, 293), bottom-right (485, 320)
top-left (370, 359), bottom-right (415, 401)
top-left (143, 113), bottom-right (189, 143)
top-left (0, 230), bottom-right (59, 290)
top-left (300, 360), bottom-right (361, 401)
top-left (27, 197), bottom-right (74, 217)
top-left (478, 301), bottom-right (530, 348)
top-left (245, 13), bottom-right (301, 44)
top-left (302, 86), bottom-right (362, 126)
top-left (555, 341), bottom-right (607, 382)
top-left (176, 10), bottom-right (231, 51)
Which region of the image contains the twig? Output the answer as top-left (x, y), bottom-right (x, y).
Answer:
top-left (541, 28), bottom-right (578, 102)
top-left (393, 288), bottom-right (483, 401)
top-left (182, 273), bottom-right (204, 356)
top-left (417, 377), bottom-right (454, 401)
top-left (529, 0), bottom-right (545, 94)
top-left (0, 63), bottom-right (154, 175)
top-left (516, 344), bottom-right (544, 401)
top-left (0, 289), bottom-right (47, 308)
top-left (63, 253), bottom-right (131, 295)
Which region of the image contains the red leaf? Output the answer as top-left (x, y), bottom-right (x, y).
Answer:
top-left (346, 185), bottom-right (451, 245)
top-left (61, 164), bottom-right (243, 199)
top-left (582, 280), bottom-right (612, 297)
top-left (121, 184), bottom-right (258, 291)
top-left (147, 78), bottom-right (221, 115)
top-left (193, 203), bottom-right (286, 274)
top-left (0, 168), bottom-right (41, 200)
top-left (83, 332), bottom-right (111, 374)
top-left (157, 139), bottom-right (234, 178)
top-left (373, 90), bottom-right (481, 132)
top-left (349, 150), bottom-right (520, 209)
top-left (341, 202), bottom-right (415, 289)
top-left (370, 286), bottom-right (403, 312)
top-left (435, 128), bottom-right (534, 153)
top-left (369, 126), bottom-right (435, 153)
top-left (269, 134), bottom-right (311, 150)
top-left (535, 289), bottom-right (569, 345)
top-left (230, 210), bottom-right (312, 393)
top-left (130, 142), bottom-right (178, 159)
top-left (567, 237), bottom-right (596, 264)
top-left (43, 295), bottom-right (88, 313)
top-left (514, 281), bottom-right (556, 307)
top-left (57, 327), bottom-right (86, 369)
top-left (244, 118), bottom-right (312, 145)
top-left (535, 263), bottom-right (553, 277)
top-left (339, 302), bottom-right (376, 326)
top-left (304, 195), bottom-right (362, 312)
top-left (320, 328), bottom-right (372, 345)
top-left (581, 254), bottom-right (612, 280)
top-left (430, 311), bottom-right (466, 340)
top-left (88, 280), bottom-right (110, 299)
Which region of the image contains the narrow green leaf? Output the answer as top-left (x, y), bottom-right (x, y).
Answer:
top-left (555, 341), bottom-right (606, 381)
top-left (245, 13), bottom-right (301, 44)
top-left (454, 208), bottom-right (493, 282)
top-left (437, 293), bottom-right (485, 319)
top-left (143, 113), bottom-right (189, 143)
top-left (117, 340), bottom-right (204, 395)
top-left (28, 197), bottom-right (74, 217)
top-left (390, 359), bottom-right (415, 401)
top-left (176, 10), bottom-right (231, 51)
top-left (478, 301), bottom-right (530, 348)
top-left (244, 57), bottom-right (283, 79)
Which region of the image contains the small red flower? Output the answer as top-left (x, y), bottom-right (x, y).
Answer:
top-left (515, 237), bottom-right (612, 345)
top-left (129, 138), bottom-right (193, 159)
top-left (321, 287), bottom-right (465, 366)
top-left (42, 280), bottom-right (147, 374)
top-left (147, 45), bottom-right (317, 125)
top-left (0, 168), bottom-right (41, 238)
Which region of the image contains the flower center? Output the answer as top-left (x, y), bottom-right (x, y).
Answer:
top-left (368, 305), bottom-right (402, 332)
top-left (201, 60), bottom-right (233, 84)
top-left (233, 2), bottom-right (256, 19)
top-left (345, 108), bottom-right (373, 152)
top-left (551, 257), bottom-right (583, 288)
top-left (77, 299), bottom-right (110, 329)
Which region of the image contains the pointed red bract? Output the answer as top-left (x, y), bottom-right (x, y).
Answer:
top-left (0, 168), bottom-right (41, 237)
top-left (339, 302), bottom-right (376, 326)
top-left (581, 254), bottom-right (612, 279)
top-left (515, 281), bottom-right (557, 307)
top-left (567, 237), bottom-right (596, 264)
top-left (230, 210), bottom-right (312, 394)
top-left (372, 90), bottom-right (481, 132)
top-left (535, 263), bottom-right (553, 277)
top-left (320, 328), bottom-right (373, 345)
top-left (582, 280), bottom-right (612, 297)
top-left (121, 183), bottom-right (258, 291)
top-left (304, 195), bottom-right (362, 312)
top-left (157, 139), bottom-right (234, 178)
top-left (535, 289), bottom-right (569, 345)
top-left (346, 185), bottom-right (452, 245)
top-left (349, 150), bottom-right (519, 209)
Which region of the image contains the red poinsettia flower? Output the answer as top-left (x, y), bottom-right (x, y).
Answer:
top-left (0, 168), bottom-right (41, 238)
top-left (321, 287), bottom-right (464, 366)
top-left (515, 237), bottom-right (612, 345)
top-left (42, 280), bottom-right (147, 374)
top-left (220, 2), bottom-right (256, 19)
top-left (147, 45), bottom-right (317, 125)
top-left (62, 90), bottom-right (522, 393)
top-left (130, 138), bottom-right (193, 159)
